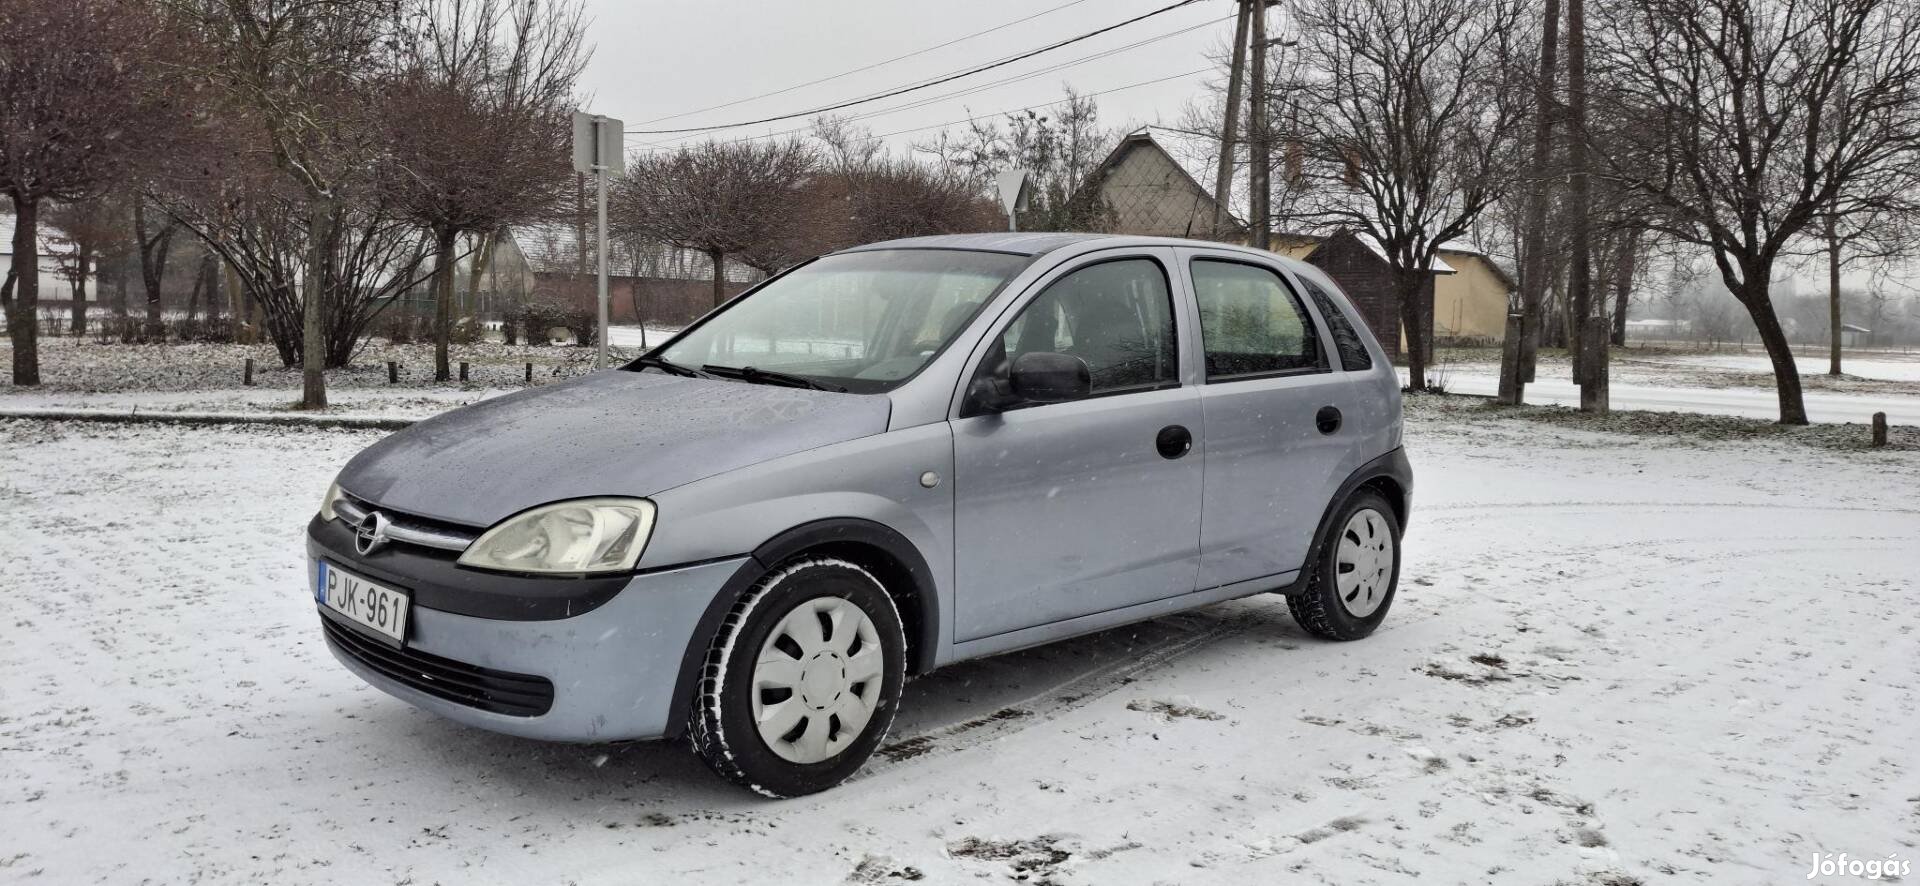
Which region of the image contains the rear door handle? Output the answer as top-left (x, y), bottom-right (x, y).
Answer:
top-left (1315, 406), bottom-right (1343, 435)
top-left (1156, 424), bottom-right (1193, 459)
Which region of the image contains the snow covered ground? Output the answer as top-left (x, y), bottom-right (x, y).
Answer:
top-left (3, 410), bottom-right (1915, 884)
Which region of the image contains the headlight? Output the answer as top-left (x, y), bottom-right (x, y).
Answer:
top-left (320, 481), bottom-right (344, 521)
top-left (457, 498), bottom-right (656, 575)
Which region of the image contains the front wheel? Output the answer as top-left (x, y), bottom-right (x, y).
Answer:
top-left (689, 557), bottom-right (906, 797)
top-left (1288, 490), bottom-right (1401, 641)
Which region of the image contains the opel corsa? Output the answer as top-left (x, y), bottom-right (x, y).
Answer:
top-left (308, 233), bottom-right (1412, 797)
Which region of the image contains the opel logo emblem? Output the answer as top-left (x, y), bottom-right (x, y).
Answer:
top-left (355, 511), bottom-right (391, 556)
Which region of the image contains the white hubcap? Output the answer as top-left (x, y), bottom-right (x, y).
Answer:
top-left (1335, 508), bottom-right (1393, 617)
top-left (752, 597), bottom-right (884, 764)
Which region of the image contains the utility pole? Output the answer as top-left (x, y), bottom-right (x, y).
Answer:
top-left (1211, 0), bottom-right (1253, 240)
top-left (1247, 0), bottom-right (1271, 251)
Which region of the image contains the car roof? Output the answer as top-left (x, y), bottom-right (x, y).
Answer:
top-left (837, 232), bottom-right (1113, 256)
top-left (837, 232), bottom-right (1308, 265)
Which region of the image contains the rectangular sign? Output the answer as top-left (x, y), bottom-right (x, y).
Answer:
top-left (572, 112), bottom-right (625, 176)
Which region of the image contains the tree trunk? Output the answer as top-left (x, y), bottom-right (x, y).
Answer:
top-left (300, 195), bottom-right (332, 409)
top-left (134, 200), bottom-right (174, 338)
top-left (8, 196), bottom-right (41, 385)
top-left (186, 263), bottom-right (203, 322)
top-left (225, 260), bottom-right (247, 343)
top-left (1500, 0), bottom-right (1562, 404)
top-left (1247, 0), bottom-right (1270, 250)
top-left (1396, 268), bottom-right (1429, 391)
top-left (70, 242), bottom-right (90, 335)
top-left (465, 229), bottom-right (494, 322)
top-left (575, 173), bottom-right (588, 277)
top-left (1739, 282), bottom-right (1808, 424)
top-left (1580, 314), bottom-right (1609, 414)
top-left (1567, 0), bottom-right (1593, 397)
top-left (1608, 228), bottom-right (1641, 347)
top-left (114, 253), bottom-right (129, 317)
top-left (433, 226), bottom-right (457, 381)
top-left (709, 247), bottom-right (727, 308)
top-left (1827, 210), bottom-right (1843, 376)
top-left (1211, 0), bottom-right (1253, 240)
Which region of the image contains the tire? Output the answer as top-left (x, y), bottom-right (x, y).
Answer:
top-left (688, 556), bottom-right (907, 798)
top-left (1288, 490), bottom-right (1401, 641)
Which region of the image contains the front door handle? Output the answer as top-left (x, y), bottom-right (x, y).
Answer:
top-left (1155, 424), bottom-right (1193, 459)
top-left (1315, 406), bottom-right (1343, 435)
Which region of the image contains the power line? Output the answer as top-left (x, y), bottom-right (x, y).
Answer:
top-left (867, 68), bottom-right (1213, 143)
top-left (632, 0), bottom-right (1096, 127)
top-left (626, 0), bottom-right (1206, 135)
top-left (637, 13), bottom-right (1231, 150)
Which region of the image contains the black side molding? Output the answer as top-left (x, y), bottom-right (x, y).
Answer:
top-left (1277, 447), bottom-right (1413, 597)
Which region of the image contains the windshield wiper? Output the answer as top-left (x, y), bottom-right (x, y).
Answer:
top-left (631, 355), bottom-right (712, 378)
top-left (701, 364), bottom-right (847, 393)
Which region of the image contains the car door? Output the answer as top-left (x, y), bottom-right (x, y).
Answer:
top-left (1183, 251), bottom-right (1350, 589)
top-left (950, 250), bottom-right (1204, 642)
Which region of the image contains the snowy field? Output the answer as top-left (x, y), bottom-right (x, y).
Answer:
top-left (1436, 371), bottom-right (1920, 425)
top-left (3, 411), bottom-right (1916, 884)
top-left (1431, 348), bottom-right (1920, 425)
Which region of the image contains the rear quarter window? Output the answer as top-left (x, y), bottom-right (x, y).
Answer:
top-left (1297, 275), bottom-right (1374, 372)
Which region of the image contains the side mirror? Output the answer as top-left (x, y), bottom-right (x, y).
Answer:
top-left (1009, 352), bottom-right (1091, 403)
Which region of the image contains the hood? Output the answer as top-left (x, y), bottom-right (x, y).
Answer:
top-left (336, 370), bottom-right (892, 527)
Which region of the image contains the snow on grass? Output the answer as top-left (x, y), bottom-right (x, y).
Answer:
top-left (1, 411), bottom-right (1917, 884)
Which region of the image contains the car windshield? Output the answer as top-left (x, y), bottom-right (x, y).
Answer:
top-left (647, 249), bottom-right (1027, 393)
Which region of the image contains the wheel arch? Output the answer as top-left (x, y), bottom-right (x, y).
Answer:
top-left (663, 518), bottom-right (940, 740)
top-left (1279, 448), bottom-right (1413, 597)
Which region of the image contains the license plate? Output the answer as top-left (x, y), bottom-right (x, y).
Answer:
top-left (316, 561), bottom-right (410, 646)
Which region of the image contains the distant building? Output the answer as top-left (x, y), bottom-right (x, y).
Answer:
top-left (488, 223), bottom-right (763, 328)
top-left (1076, 129), bottom-right (1516, 355)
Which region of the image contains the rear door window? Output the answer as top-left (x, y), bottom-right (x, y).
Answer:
top-left (1190, 259), bottom-right (1327, 380)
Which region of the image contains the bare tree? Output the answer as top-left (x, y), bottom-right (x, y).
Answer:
top-left (1287, 0), bottom-right (1532, 391)
top-left (45, 199), bottom-right (124, 336)
top-left (378, 0), bottom-right (586, 380)
top-left (919, 88), bottom-right (1115, 232)
top-left (1811, 202), bottom-right (1912, 373)
top-left (132, 195), bottom-right (179, 336)
top-left (1590, 0), bottom-right (1920, 423)
top-left (613, 139), bottom-right (814, 308)
top-left (738, 119), bottom-right (998, 273)
top-left (185, 0), bottom-right (394, 408)
top-left (0, 0), bottom-right (180, 384)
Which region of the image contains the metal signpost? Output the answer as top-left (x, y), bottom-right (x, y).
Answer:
top-left (996, 168), bottom-right (1031, 232)
top-left (572, 112), bottom-right (624, 368)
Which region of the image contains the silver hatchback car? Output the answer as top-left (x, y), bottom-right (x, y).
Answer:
top-left (307, 232), bottom-right (1411, 796)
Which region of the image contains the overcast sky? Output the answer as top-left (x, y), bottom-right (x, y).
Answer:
top-left (576, 0), bottom-right (1237, 157)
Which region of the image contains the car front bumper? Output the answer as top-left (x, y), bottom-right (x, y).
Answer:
top-left (306, 524), bottom-right (745, 743)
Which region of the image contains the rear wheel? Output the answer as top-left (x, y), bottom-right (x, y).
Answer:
top-left (689, 557), bottom-right (906, 797)
top-left (1288, 490), bottom-right (1400, 641)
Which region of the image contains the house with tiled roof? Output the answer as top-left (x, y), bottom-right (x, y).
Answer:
top-left (1076, 129), bottom-right (1517, 353)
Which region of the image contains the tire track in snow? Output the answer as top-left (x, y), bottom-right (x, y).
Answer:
top-left (853, 601), bottom-right (1286, 782)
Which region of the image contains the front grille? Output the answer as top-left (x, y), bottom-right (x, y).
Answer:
top-left (322, 617), bottom-right (554, 717)
top-left (335, 495), bottom-right (477, 554)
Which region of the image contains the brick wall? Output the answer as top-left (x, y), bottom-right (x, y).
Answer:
top-left (537, 273), bottom-right (753, 328)
top-left (1304, 233), bottom-right (1407, 359)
